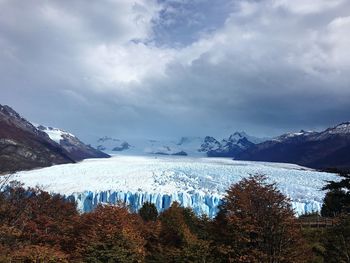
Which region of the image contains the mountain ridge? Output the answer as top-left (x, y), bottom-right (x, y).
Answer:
top-left (236, 122), bottom-right (350, 169)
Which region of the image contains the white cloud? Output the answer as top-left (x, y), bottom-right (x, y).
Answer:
top-left (325, 16), bottom-right (350, 67)
top-left (83, 42), bottom-right (175, 85)
top-left (273, 0), bottom-right (345, 14)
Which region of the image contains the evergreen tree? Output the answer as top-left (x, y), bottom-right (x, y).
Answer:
top-left (139, 202), bottom-right (158, 222)
top-left (321, 171), bottom-right (350, 217)
top-left (322, 214), bottom-right (350, 262)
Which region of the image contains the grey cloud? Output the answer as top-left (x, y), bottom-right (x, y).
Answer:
top-left (1, 0), bottom-right (350, 142)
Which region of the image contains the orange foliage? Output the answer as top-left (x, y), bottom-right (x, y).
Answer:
top-left (0, 178), bottom-right (312, 262)
top-left (73, 204), bottom-right (146, 262)
top-left (214, 175), bottom-right (309, 262)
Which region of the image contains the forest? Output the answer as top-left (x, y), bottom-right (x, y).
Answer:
top-left (0, 173), bottom-right (349, 263)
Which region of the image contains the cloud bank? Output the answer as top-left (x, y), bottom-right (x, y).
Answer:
top-left (1, 0), bottom-right (350, 140)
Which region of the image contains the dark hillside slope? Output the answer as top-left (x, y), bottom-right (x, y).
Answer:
top-left (236, 124), bottom-right (350, 169)
top-left (0, 105), bottom-right (74, 173)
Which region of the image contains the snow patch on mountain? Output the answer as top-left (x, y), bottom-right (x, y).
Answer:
top-left (35, 125), bottom-right (74, 144)
top-left (35, 124), bottom-right (110, 161)
top-left (321, 122), bottom-right (350, 136)
top-left (273, 130), bottom-right (317, 142)
top-left (272, 122), bottom-right (350, 143)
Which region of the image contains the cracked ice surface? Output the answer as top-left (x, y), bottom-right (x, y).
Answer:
top-left (12, 156), bottom-right (339, 217)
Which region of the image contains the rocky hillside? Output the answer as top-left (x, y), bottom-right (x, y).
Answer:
top-left (0, 105), bottom-right (74, 173)
top-left (0, 104), bottom-right (110, 173)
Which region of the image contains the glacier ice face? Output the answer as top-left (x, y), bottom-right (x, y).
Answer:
top-left (69, 190), bottom-right (322, 217)
top-left (70, 191), bottom-right (222, 218)
top-left (12, 156), bottom-right (339, 217)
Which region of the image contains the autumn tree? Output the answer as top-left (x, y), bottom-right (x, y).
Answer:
top-left (214, 175), bottom-right (308, 263)
top-left (74, 204), bottom-right (146, 263)
top-left (9, 245), bottom-right (69, 263)
top-left (157, 202), bottom-right (213, 263)
top-left (0, 182), bottom-right (78, 260)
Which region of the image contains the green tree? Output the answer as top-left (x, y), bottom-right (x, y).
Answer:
top-left (321, 171), bottom-right (350, 217)
top-left (139, 202), bottom-right (158, 222)
top-left (322, 214), bottom-right (350, 263)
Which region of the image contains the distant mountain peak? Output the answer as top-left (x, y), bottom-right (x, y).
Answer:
top-left (232, 131), bottom-right (247, 137)
top-left (112, 142), bottom-right (131, 151)
top-left (0, 104), bottom-right (20, 118)
top-left (198, 136), bottom-right (221, 152)
top-left (228, 132), bottom-right (245, 141)
top-left (327, 122), bottom-right (350, 134)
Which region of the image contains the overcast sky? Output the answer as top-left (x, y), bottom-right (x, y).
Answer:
top-left (1, 0), bottom-right (350, 141)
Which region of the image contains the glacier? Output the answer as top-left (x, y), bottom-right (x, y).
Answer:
top-left (11, 156), bottom-right (339, 217)
top-left (70, 191), bottom-right (222, 218)
top-left (69, 190), bottom-right (323, 218)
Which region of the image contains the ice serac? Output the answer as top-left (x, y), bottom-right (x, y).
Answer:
top-left (70, 191), bottom-right (222, 218)
top-left (291, 201), bottom-right (322, 216)
top-left (69, 190), bottom-right (322, 217)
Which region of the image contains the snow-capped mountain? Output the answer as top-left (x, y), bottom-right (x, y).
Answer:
top-left (272, 130), bottom-right (317, 142)
top-left (94, 133), bottom-right (264, 157)
top-left (198, 136), bottom-right (221, 152)
top-left (207, 132), bottom-right (262, 157)
top-left (37, 125), bottom-right (110, 161)
top-left (314, 122), bottom-right (350, 140)
top-left (236, 122), bottom-right (350, 169)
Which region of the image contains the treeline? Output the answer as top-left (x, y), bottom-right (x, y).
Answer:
top-left (0, 174), bottom-right (349, 262)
